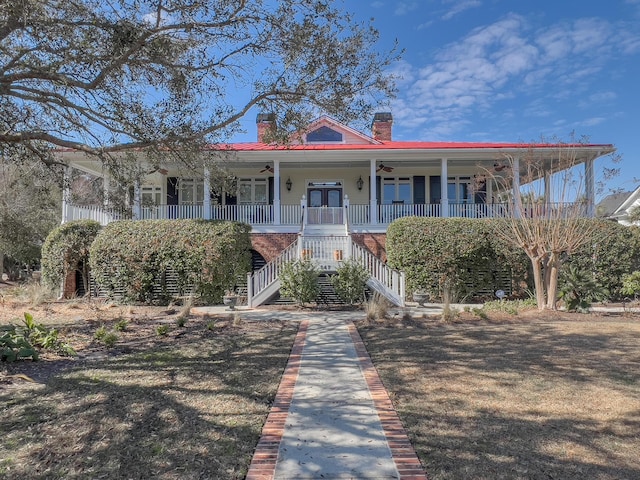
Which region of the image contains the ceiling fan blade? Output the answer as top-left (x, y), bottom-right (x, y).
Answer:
top-left (259, 165), bottom-right (274, 173)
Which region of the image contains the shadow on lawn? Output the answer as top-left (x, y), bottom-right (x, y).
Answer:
top-left (0, 325), bottom-right (297, 480)
top-left (359, 319), bottom-right (640, 480)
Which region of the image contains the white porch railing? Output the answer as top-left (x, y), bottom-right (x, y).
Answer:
top-left (247, 237), bottom-right (300, 308)
top-left (281, 204), bottom-right (303, 224)
top-left (299, 235), bottom-right (351, 270)
top-left (64, 201), bottom-right (589, 226)
top-left (350, 241), bottom-right (405, 307)
top-left (211, 204), bottom-right (274, 224)
top-left (140, 204), bottom-right (204, 220)
top-left (64, 204), bottom-right (129, 225)
top-left (306, 207), bottom-right (344, 225)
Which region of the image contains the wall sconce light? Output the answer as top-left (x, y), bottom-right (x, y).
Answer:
top-left (286, 177), bottom-right (292, 191)
top-left (356, 176), bottom-right (364, 190)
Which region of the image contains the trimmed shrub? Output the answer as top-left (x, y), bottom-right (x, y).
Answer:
top-left (41, 220), bottom-right (102, 293)
top-left (89, 220), bottom-right (251, 304)
top-left (331, 259), bottom-right (370, 305)
top-left (563, 221), bottom-right (640, 300)
top-left (386, 217), bottom-right (529, 302)
top-left (279, 259), bottom-right (320, 306)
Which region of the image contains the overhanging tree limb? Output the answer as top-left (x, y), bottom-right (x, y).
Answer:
top-left (1, 0), bottom-right (400, 170)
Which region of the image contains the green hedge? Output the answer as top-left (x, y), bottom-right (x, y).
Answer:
top-left (386, 217), bottom-right (530, 302)
top-left (89, 220), bottom-right (251, 304)
top-left (564, 220), bottom-right (640, 300)
top-left (387, 217), bottom-right (640, 303)
top-left (41, 220), bottom-right (102, 292)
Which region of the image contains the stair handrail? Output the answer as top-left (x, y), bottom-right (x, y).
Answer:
top-left (350, 241), bottom-right (405, 306)
top-left (247, 237), bottom-right (300, 307)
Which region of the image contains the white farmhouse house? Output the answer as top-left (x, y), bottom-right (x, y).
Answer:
top-left (59, 113), bottom-right (615, 305)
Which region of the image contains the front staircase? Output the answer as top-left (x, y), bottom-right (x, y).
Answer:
top-left (247, 196), bottom-right (405, 307)
top-left (247, 235), bottom-right (405, 307)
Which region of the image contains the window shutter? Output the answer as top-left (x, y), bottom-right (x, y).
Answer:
top-left (429, 176), bottom-right (441, 204)
top-left (413, 176), bottom-right (426, 204)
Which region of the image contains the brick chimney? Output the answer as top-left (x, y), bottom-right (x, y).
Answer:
top-left (371, 112), bottom-right (393, 142)
top-left (256, 113), bottom-right (276, 143)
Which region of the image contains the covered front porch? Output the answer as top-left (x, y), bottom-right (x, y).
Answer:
top-left (61, 153), bottom-right (598, 232)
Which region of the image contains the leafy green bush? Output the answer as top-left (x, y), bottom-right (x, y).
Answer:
top-left (1, 313), bottom-right (76, 361)
top-left (89, 220), bottom-right (251, 304)
top-left (621, 271), bottom-right (640, 298)
top-left (386, 217), bottom-right (529, 302)
top-left (330, 260), bottom-right (370, 305)
top-left (155, 325), bottom-right (169, 336)
top-left (564, 221), bottom-right (640, 300)
top-left (279, 259), bottom-right (320, 306)
top-left (558, 264), bottom-right (609, 311)
top-left (1, 326), bottom-right (38, 361)
top-left (93, 325), bottom-right (118, 348)
top-left (41, 220), bottom-right (102, 294)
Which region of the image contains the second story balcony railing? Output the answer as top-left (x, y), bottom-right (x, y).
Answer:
top-left (64, 202), bottom-right (588, 226)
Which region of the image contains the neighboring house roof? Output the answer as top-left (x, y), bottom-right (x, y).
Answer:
top-left (611, 185), bottom-right (640, 224)
top-left (597, 191), bottom-right (633, 218)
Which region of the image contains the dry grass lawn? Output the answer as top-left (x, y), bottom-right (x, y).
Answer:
top-left (357, 312), bottom-right (640, 480)
top-left (0, 292), bottom-right (297, 480)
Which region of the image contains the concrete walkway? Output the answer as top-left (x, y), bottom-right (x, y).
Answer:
top-left (243, 313), bottom-right (427, 480)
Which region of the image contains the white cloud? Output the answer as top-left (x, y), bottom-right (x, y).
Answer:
top-left (441, 0), bottom-right (482, 20)
top-left (394, 2), bottom-right (419, 16)
top-left (578, 117), bottom-right (606, 127)
top-left (371, 1), bottom-right (384, 8)
top-left (394, 12), bottom-right (640, 140)
top-left (588, 91), bottom-right (617, 103)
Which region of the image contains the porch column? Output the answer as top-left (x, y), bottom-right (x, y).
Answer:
top-left (61, 165), bottom-right (72, 224)
top-left (544, 171), bottom-right (552, 205)
top-left (203, 167), bottom-right (211, 219)
top-left (440, 158), bottom-right (449, 218)
top-left (585, 157), bottom-right (595, 218)
top-left (133, 179), bottom-right (142, 220)
top-left (370, 159), bottom-right (378, 224)
top-left (343, 194), bottom-right (350, 232)
top-left (300, 195), bottom-right (307, 229)
top-left (103, 171), bottom-right (111, 209)
top-left (273, 160), bottom-right (281, 225)
top-left (512, 157), bottom-right (521, 218)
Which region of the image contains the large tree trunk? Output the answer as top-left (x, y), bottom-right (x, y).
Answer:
top-left (545, 255), bottom-right (561, 310)
top-left (529, 255), bottom-right (546, 310)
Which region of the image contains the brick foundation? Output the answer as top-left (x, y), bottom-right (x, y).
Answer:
top-left (250, 233), bottom-right (298, 262)
top-left (351, 233), bottom-right (387, 262)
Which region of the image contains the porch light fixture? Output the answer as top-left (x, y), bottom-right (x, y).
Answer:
top-left (356, 176), bottom-right (364, 190)
top-left (286, 177), bottom-right (292, 191)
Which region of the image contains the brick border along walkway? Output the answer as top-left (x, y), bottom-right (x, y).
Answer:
top-left (246, 319), bottom-right (428, 480)
top-left (246, 320), bottom-right (309, 480)
top-left (348, 323), bottom-right (428, 480)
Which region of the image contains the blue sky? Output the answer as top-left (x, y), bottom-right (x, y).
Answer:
top-left (240, 0), bottom-right (640, 194)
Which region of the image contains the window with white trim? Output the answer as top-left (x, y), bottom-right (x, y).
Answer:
top-left (179, 178), bottom-right (204, 205)
top-left (238, 178), bottom-right (268, 204)
top-left (141, 185), bottom-right (162, 206)
top-left (447, 176), bottom-right (472, 203)
top-left (382, 177), bottom-right (411, 204)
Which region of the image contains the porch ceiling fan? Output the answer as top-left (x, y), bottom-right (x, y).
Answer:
top-left (493, 162), bottom-right (510, 172)
top-left (147, 167), bottom-right (168, 175)
top-left (377, 163), bottom-right (394, 173)
top-left (259, 164), bottom-right (274, 173)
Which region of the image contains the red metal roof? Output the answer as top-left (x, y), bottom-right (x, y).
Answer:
top-left (212, 140), bottom-right (613, 151)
